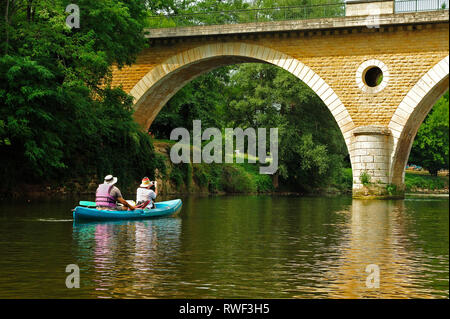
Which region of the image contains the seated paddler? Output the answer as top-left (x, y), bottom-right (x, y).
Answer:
top-left (136, 177), bottom-right (157, 209)
top-left (95, 175), bottom-right (135, 210)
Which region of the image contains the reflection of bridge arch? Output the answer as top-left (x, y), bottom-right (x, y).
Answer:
top-left (388, 56), bottom-right (449, 187)
top-left (129, 42), bottom-right (355, 148)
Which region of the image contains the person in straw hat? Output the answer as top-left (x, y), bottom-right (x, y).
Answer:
top-left (136, 176), bottom-right (157, 209)
top-left (95, 175), bottom-right (135, 210)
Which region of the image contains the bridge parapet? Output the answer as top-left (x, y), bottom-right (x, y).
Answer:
top-left (145, 9), bottom-right (448, 40)
top-left (146, 0), bottom-right (448, 35)
top-left (345, 0), bottom-right (394, 16)
top-left (345, 0), bottom-right (450, 16)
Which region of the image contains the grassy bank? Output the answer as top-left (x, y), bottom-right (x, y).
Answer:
top-left (162, 164), bottom-right (449, 195)
top-left (154, 140), bottom-right (354, 195)
top-left (153, 140), bottom-right (274, 195)
top-left (405, 171), bottom-right (449, 193)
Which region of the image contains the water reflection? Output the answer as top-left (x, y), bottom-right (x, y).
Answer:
top-left (326, 199), bottom-right (447, 298)
top-left (66, 196), bottom-right (448, 298)
top-left (72, 218), bottom-right (181, 298)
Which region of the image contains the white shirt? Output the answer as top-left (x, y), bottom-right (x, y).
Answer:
top-left (136, 187), bottom-right (156, 208)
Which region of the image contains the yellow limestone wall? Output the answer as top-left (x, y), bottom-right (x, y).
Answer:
top-left (111, 23), bottom-right (448, 128)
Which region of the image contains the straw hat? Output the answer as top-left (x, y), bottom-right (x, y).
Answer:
top-left (140, 177), bottom-right (152, 188)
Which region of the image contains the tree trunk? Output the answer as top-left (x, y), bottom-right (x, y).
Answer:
top-left (272, 171), bottom-right (279, 189)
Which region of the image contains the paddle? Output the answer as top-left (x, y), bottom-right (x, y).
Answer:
top-left (79, 201), bottom-right (96, 207)
top-left (78, 200), bottom-right (136, 208)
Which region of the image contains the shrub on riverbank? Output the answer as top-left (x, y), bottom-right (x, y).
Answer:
top-left (333, 167), bottom-right (353, 192)
top-left (405, 172), bottom-right (449, 192)
top-left (166, 161), bottom-right (273, 194)
top-left (222, 163), bottom-right (274, 193)
top-left (152, 139), bottom-right (274, 194)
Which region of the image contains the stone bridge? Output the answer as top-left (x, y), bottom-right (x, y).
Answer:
top-left (110, 0), bottom-right (449, 197)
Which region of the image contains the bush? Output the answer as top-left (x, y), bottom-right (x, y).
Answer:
top-left (360, 171), bottom-right (372, 186)
top-left (170, 164), bottom-right (186, 187)
top-left (405, 172), bottom-right (448, 191)
top-left (385, 184), bottom-right (397, 196)
top-left (193, 164), bottom-right (209, 188)
top-left (221, 165), bottom-right (256, 193)
top-left (192, 163), bottom-right (223, 193)
top-left (254, 173), bottom-right (274, 192)
top-left (334, 167), bottom-right (353, 190)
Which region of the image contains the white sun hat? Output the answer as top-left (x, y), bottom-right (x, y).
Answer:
top-left (104, 175), bottom-right (118, 185)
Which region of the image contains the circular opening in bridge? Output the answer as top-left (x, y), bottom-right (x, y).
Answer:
top-left (363, 66), bottom-right (383, 87)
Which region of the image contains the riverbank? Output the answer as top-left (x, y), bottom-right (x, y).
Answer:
top-left (2, 175), bottom-right (446, 199)
top-left (1, 142), bottom-right (447, 199)
top-left (404, 171), bottom-right (449, 194)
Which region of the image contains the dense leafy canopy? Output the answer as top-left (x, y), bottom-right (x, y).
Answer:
top-left (409, 92), bottom-right (449, 175)
top-left (0, 0), bottom-right (162, 189)
top-left (147, 0), bottom-right (345, 27)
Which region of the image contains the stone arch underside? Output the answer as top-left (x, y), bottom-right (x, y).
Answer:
top-left (129, 42), bottom-right (355, 150)
top-left (389, 56), bottom-right (449, 186)
top-left (132, 55), bottom-right (262, 130)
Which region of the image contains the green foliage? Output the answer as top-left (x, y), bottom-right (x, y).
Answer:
top-left (221, 165), bottom-right (257, 193)
top-left (155, 61), bottom-right (349, 193)
top-left (409, 92), bottom-right (449, 176)
top-left (147, 0), bottom-right (345, 27)
top-left (385, 184), bottom-right (397, 196)
top-left (230, 162), bottom-right (274, 192)
top-left (192, 163), bottom-right (223, 192)
top-left (190, 161), bottom-right (273, 193)
top-left (332, 167), bottom-right (353, 191)
top-left (405, 172), bottom-right (448, 191)
top-left (151, 67), bottom-right (232, 137)
top-left (147, 0), bottom-right (252, 27)
top-left (360, 171), bottom-right (372, 186)
top-left (0, 55), bottom-right (66, 177)
top-left (186, 162), bottom-right (193, 188)
top-left (241, 163), bottom-right (274, 192)
top-left (0, 0), bottom-right (163, 190)
top-left (225, 63), bottom-right (349, 191)
top-left (169, 164), bottom-right (186, 187)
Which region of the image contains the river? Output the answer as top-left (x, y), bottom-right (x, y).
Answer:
top-left (0, 195), bottom-right (448, 298)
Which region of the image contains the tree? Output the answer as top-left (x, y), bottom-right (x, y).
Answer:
top-left (146, 0), bottom-right (345, 27)
top-left (225, 63), bottom-right (348, 190)
top-left (151, 66), bottom-right (233, 137)
top-left (0, 0), bottom-right (162, 188)
top-left (409, 91), bottom-right (449, 176)
top-left (147, 0), bottom-right (251, 27)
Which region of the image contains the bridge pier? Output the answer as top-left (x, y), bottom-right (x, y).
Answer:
top-left (350, 126), bottom-right (402, 199)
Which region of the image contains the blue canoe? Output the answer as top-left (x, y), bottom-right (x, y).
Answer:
top-left (73, 199), bottom-right (182, 221)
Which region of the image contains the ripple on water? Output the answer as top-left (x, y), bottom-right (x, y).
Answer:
top-left (0, 196), bottom-right (448, 298)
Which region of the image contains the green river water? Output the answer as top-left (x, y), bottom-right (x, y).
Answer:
top-left (0, 195), bottom-right (448, 298)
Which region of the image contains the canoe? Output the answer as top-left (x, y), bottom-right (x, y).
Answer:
top-left (73, 199), bottom-right (182, 221)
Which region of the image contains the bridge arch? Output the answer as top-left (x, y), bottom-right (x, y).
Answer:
top-left (129, 42), bottom-right (355, 148)
top-left (388, 56), bottom-right (449, 187)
